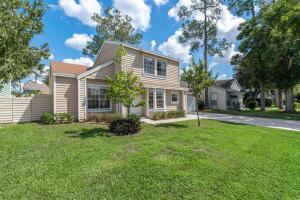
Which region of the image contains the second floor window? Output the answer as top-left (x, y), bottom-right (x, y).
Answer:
top-left (157, 60), bottom-right (166, 76)
top-left (144, 57), bottom-right (167, 77)
top-left (144, 57), bottom-right (155, 74)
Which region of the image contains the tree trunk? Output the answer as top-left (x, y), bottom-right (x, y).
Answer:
top-left (260, 82), bottom-right (265, 111)
top-left (127, 106), bottom-right (130, 118)
top-left (274, 89), bottom-right (279, 107)
top-left (284, 88), bottom-right (295, 113)
top-left (196, 107), bottom-right (200, 126)
top-left (278, 89), bottom-right (283, 109)
top-left (250, 1), bottom-right (256, 18)
top-left (203, 2), bottom-right (209, 108)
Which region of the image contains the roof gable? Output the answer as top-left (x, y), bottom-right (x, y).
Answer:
top-left (51, 61), bottom-right (88, 75)
top-left (101, 41), bottom-right (181, 63)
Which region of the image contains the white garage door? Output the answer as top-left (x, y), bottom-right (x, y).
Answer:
top-left (187, 94), bottom-right (196, 113)
top-left (131, 95), bottom-right (143, 116)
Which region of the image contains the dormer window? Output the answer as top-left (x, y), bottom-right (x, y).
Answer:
top-left (144, 57), bottom-right (167, 77)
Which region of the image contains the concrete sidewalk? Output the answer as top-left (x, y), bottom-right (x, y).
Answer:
top-left (142, 113), bottom-right (300, 132)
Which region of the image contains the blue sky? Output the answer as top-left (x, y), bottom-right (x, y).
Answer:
top-left (30, 0), bottom-right (245, 83)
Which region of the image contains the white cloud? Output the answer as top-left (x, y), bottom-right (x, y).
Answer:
top-left (113, 0), bottom-right (151, 31)
top-left (49, 53), bottom-right (54, 60)
top-left (63, 57), bottom-right (94, 66)
top-left (217, 74), bottom-right (230, 80)
top-left (151, 40), bottom-right (157, 50)
top-left (209, 44), bottom-right (240, 68)
top-left (217, 5), bottom-right (245, 42)
top-left (65, 34), bottom-right (93, 51)
top-left (153, 0), bottom-right (168, 6)
top-left (158, 30), bottom-right (191, 63)
top-left (168, 2), bottom-right (245, 42)
top-left (59, 0), bottom-right (102, 26)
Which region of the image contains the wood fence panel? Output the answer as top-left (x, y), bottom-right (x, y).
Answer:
top-left (0, 98), bottom-right (13, 123)
top-left (0, 94), bottom-right (53, 124)
top-left (12, 98), bottom-right (32, 123)
top-left (31, 94), bottom-right (53, 121)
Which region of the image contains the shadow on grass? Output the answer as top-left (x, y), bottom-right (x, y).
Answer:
top-left (65, 128), bottom-right (111, 139)
top-left (155, 123), bottom-right (188, 129)
top-left (217, 120), bottom-right (248, 126)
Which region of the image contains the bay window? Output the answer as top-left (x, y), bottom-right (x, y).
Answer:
top-left (144, 57), bottom-right (167, 77)
top-left (87, 85), bottom-right (111, 111)
top-left (148, 89), bottom-right (165, 110)
top-left (156, 90), bottom-right (164, 109)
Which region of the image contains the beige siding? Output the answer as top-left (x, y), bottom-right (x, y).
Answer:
top-left (166, 90), bottom-right (181, 111)
top-left (208, 86), bottom-right (227, 110)
top-left (94, 43), bottom-right (118, 67)
top-left (55, 76), bottom-right (78, 118)
top-left (86, 79), bottom-right (109, 85)
top-left (79, 78), bottom-right (86, 121)
top-left (122, 48), bottom-right (181, 89)
top-left (87, 63), bottom-right (115, 79)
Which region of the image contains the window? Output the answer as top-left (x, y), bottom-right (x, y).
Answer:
top-left (148, 89), bottom-right (154, 109)
top-left (143, 57), bottom-right (167, 77)
top-left (157, 60), bottom-right (166, 76)
top-left (87, 86), bottom-right (111, 110)
top-left (144, 57), bottom-right (155, 74)
top-left (148, 89), bottom-right (165, 110)
top-left (156, 90), bottom-right (165, 109)
top-left (171, 92), bottom-right (179, 104)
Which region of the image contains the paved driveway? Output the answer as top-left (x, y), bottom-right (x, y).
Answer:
top-left (142, 113), bottom-right (300, 132)
top-left (194, 112), bottom-right (300, 132)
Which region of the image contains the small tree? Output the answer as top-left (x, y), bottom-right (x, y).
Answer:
top-left (106, 71), bottom-right (145, 117)
top-left (181, 59), bottom-right (215, 126)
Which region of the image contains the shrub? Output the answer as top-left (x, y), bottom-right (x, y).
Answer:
top-left (247, 100), bottom-right (258, 110)
top-left (265, 98), bottom-right (273, 107)
top-left (57, 112), bottom-right (74, 124)
top-left (87, 113), bottom-right (122, 123)
top-left (197, 100), bottom-right (205, 110)
top-left (296, 93), bottom-right (300, 102)
top-left (40, 112), bottom-right (56, 124)
top-left (152, 110), bottom-right (185, 120)
top-left (109, 114), bottom-right (142, 135)
top-left (295, 102), bottom-right (300, 110)
top-left (232, 102), bottom-right (241, 110)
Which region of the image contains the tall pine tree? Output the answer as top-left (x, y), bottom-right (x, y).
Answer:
top-left (178, 0), bottom-right (230, 107)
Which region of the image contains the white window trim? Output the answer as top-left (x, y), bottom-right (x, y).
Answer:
top-left (171, 91), bottom-right (179, 104)
top-left (86, 84), bottom-right (112, 112)
top-left (147, 88), bottom-right (166, 111)
top-left (143, 55), bottom-right (167, 78)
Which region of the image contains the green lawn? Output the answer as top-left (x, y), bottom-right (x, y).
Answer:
top-left (0, 121), bottom-right (300, 199)
top-left (204, 107), bottom-right (300, 121)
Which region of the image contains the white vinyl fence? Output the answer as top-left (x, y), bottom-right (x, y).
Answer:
top-left (0, 95), bottom-right (53, 124)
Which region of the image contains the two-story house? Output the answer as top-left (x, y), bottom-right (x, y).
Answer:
top-left (50, 41), bottom-right (188, 121)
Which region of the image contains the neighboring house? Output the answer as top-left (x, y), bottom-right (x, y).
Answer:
top-left (50, 41), bottom-right (188, 121)
top-left (23, 81), bottom-right (50, 94)
top-left (183, 78), bottom-right (243, 112)
top-left (0, 80), bottom-right (12, 97)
